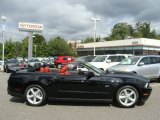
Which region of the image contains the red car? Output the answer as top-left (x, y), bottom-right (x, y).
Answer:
top-left (54, 56), bottom-right (75, 68)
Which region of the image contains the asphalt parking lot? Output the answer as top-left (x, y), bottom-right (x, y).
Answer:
top-left (0, 73), bottom-right (160, 120)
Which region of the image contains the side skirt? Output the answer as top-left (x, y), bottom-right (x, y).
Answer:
top-left (48, 97), bottom-right (113, 103)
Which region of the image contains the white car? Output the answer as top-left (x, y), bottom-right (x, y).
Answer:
top-left (108, 55), bottom-right (160, 80)
top-left (27, 59), bottom-right (43, 67)
top-left (89, 54), bottom-right (131, 71)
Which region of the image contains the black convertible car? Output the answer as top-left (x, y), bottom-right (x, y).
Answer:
top-left (7, 62), bottom-right (152, 108)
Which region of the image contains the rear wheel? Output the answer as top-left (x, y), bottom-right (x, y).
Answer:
top-left (24, 85), bottom-right (47, 106)
top-left (116, 86), bottom-right (139, 108)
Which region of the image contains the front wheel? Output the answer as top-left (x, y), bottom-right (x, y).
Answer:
top-left (24, 85), bottom-right (47, 106)
top-left (116, 86), bottom-right (139, 108)
top-left (57, 64), bottom-right (62, 69)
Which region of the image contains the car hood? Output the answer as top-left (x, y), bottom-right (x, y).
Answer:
top-left (89, 62), bottom-right (105, 67)
top-left (108, 64), bottom-right (135, 72)
top-left (104, 70), bottom-right (150, 83)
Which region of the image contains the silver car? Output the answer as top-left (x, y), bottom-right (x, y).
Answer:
top-left (108, 55), bottom-right (160, 81)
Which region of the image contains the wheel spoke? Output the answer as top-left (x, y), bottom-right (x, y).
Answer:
top-left (119, 95), bottom-right (125, 99)
top-left (28, 94), bottom-right (34, 99)
top-left (35, 89), bottom-right (41, 94)
top-left (33, 96), bottom-right (37, 104)
top-left (36, 95), bottom-right (42, 100)
top-left (128, 91), bottom-right (134, 96)
top-left (124, 98), bottom-right (128, 105)
top-left (31, 89), bottom-right (36, 96)
top-left (124, 89), bottom-right (128, 95)
top-left (128, 97), bottom-right (135, 102)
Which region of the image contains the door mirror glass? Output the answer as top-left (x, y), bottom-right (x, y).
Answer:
top-left (138, 62), bottom-right (144, 66)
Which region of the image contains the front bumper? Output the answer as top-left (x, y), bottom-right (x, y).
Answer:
top-left (140, 86), bottom-right (152, 102)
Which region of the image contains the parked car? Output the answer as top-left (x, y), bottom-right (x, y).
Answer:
top-left (42, 59), bottom-right (55, 68)
top-left (54, 56), bottom-right (75, 68)
top-left (4, 59), bottom-right (21, 73)
top-left (7, 61), bottom-right (152, 108)
top-left (27, 59), bottom-right (43, 67)
top-left (108, 55), bottom-right (160, 81)
top-left (89, 54), bottom-right (131, 71)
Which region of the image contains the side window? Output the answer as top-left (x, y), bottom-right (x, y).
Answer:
top-left (157, 57), bottom-right (160, 63)
top-left (107, 56), bottom-right (117, 62)
top-left (117, 56), bottom-right (125, 62)
top-left (140, 57), bottom-right (150, 65)
top-left (63, 57), bottom-right (67, 60)
top-left (150, 57), bottom-right (158, 64)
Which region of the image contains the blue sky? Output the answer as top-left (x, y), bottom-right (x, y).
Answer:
top-left (0, 0), bottom-right (160, 41)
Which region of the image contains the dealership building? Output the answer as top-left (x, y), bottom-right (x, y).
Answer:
top-left (76, 38), bottom-right (160, 56)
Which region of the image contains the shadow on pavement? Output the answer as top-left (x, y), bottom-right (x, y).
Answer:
top-left (10, 97), bottom-right (25, 103)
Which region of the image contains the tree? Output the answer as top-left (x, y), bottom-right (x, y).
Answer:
top-left (15, 41), bottom-right (22, 57)
top-left (82, 37), bottom-right (94, 43)
top-left (47, 36), bottom-right (75, 56)
top-left (5, 39), bottom-right (16, 59)
top-left (33, 34), bottom-right (48, 57)
top-left (20, 37), bottom-right (28, 58)
top-left (106, 22), bottom-right (134, 41)
top-left (133, 22), bottom-right (151, 38)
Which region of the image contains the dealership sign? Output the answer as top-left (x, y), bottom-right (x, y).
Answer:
top-left (19, 22), bottom-right (43, 32)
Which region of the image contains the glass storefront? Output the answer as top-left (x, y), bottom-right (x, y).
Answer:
top-left (77, 46), bottom-right (160, 56)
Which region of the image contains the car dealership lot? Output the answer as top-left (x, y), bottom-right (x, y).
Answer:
top-left (0, 73), bottom-right (160, 120)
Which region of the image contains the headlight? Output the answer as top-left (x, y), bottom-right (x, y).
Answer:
top-left (144, 83), bottom-right (149, 88)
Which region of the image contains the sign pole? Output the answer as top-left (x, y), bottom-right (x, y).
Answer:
top-left (28, 32), bottom-right (33, 60)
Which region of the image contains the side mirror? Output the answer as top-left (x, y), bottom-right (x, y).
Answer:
top-left (85, 71), bottom-right (95, 79)
top-left (138, 62), bottom-right (144, 66)
top-left (106, 59), bottom-right (111, 63)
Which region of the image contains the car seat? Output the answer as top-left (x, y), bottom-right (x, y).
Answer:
top-left (60, 65), bottom-right (71, 75)
top-left (44, 66), bottom-right (51, 73)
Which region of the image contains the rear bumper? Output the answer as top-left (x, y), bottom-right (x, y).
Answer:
top-left (7, 86), bottom-right (23, 97)
top-left (140, 86), bottom-right (152, 102)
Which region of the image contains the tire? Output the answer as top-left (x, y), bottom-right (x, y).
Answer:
top-left (6, 68), bottom-right (9, 73)
top-left (24, 84), bottom-right (47, 106)
top-left (116, 85), bottom-right (139, 108)
top-left (57, 64), bottom-right (62, 69)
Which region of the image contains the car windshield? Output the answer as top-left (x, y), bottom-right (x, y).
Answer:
top-left (76, 56), bottom-right (86, 62)
top-left (29, 59), bottom-right (40, 62)
top-left (92, 56), bottom-right (107, 62)
top-left (119, 56), bottom-right (141, 65)
top-left (85, 56), bottom-right (96, 62)
top-left (84, 62), bottom-right (105, 75)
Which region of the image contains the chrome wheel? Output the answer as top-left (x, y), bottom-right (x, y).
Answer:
top-left (116, 86), bottom-right (138, 107)
top-left (57, 64), bottom-right (62, 69)
top-left (25, 85), bottom-right (46, 106)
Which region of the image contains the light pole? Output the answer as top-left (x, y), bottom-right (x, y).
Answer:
top-left (1, 16), bottom-right (7, 65)
top-left (34, 45), bottom-right (37, 58)
top-left (91, 17), bottom-right (100, 56)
